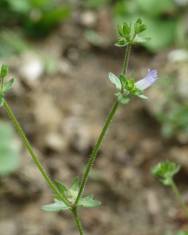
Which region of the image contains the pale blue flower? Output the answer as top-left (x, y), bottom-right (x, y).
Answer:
top-left (135, 69), bottom-right (158, 90)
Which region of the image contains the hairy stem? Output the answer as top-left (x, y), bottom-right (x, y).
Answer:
top-left (74, 44), bottom-right (131, 206)
top-left (72, 208), bottom-right (84, 235)
top-left (122, 45), bottom-right (131, 75)
top-left (3, 100), bottom-right (70, 207)
top-left (75, 100), bottom-right (119, 205)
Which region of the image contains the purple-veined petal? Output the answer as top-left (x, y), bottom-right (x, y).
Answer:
top-left (135, 69), bottom-right (158, 90)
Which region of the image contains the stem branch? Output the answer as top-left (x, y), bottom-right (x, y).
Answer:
top-left (75, 100), bottom-right (119, 205)
top-left (3, 100), bottom-right (70, 207)
top-left (74, 43), bottom-right (132, 206)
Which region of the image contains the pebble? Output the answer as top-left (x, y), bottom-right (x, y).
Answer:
top-left (0, 220), bottom-right (17, 235)
top-left (18, 53), bottom-right (44, 82)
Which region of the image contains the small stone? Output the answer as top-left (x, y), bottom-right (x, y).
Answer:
top-left (19, 53), bottom-right (44, 83)
top-left (0, 220), bottom-right (17, 235)
top-left (80, 11), bottom-right (97, 28)
top-left (44, 132), bottom-right (66, 152)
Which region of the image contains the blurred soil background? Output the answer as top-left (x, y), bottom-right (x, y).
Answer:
top-left (0, 0), bottom-right (188, 235)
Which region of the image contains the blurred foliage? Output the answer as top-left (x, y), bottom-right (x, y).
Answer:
top-left (0, 121), bottom-right (20, 176)
top-left (149, 70), bottom-right (188, 140)
top-left (0, 0), bottom-right (70, 37)
top-left (84, 0), bottom-right (188, 52)
top-left (0, 31), bottom-right (29, 58)
top-left (158, 103), bottom-right (188, 138)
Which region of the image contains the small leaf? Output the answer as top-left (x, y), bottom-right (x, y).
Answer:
top-left (115, 38), bottom-right (128, 47)
top-left (137, 94), bottom-right (148, 99)
top-left (116, 92), bottom-right (130, 104)
top-left (54, 180), bottom-right (68, 194)
top-left (117, 24), bottom-right (124, 37)
top-left (66, 177), bottom-right (80, 202)
top-left (42, 199), bottom-right (70, 212)
top-left (122, 22), bottom-right (131, 36)
top-left (108, 73), bottom-right (122, 90)
top-left (134, 18), bottom-right (146, 34)
top-left (152, 160), bottom-right (180, 186)
top-left (78, 195), bottom-right (101, 208)
top-left (70, 177), bottom-right (80, 192)
top-left (134, 35), bottom-right (151, 44)
top-left (3, 78), bottom-right (15, 93)
top-left (0, 64), bottom-right (9, 78)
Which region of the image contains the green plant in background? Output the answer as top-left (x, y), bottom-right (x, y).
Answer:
top-left (152, 161), bottom-right (188, 234)
top-left (0, 0), bottom-right (70, 37)
top-left (148, 74), bottom-right (188, 140)
top-left (158, 104), bottom-right (188, 138)
top-left (84, 0), bottom-right (187, 52)
top-left (0, 19), bottom-right (160, 235)
top-left (0, 121), bottom-right (21, 175)
top-left (176, 232), bottom-right (188, 235)
top-left (114, 0), bottom-right (180, 52)
top-left (0, 31), bottom-right (29, 58)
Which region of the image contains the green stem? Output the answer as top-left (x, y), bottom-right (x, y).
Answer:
top-left (171, 181), bottom-right (188, 218)
top-left (74, 100), bottom-right (119, 205)
top-left (122, 44), bottom-right (131, 75)
top-left (3, 100), bottom-right (70, 207)
top-left (72, 208), bottom-right (84, 235)
top-left (74, 43), bottom-right (131, 206)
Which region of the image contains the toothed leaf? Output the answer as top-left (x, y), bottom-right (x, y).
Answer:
top-left (78, 195), bottom-right (101, 208)
top-left (108, 72), bottom-right (122, 90)
top-left (3, 78), bottom-right (15, 93)
top-left (42, 199), bottom-right (69, 212)
top-left (0, 64), bottom-right (9, 78)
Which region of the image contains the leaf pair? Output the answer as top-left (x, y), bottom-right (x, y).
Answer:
top-left (42, 178), bottom-right (101, 212)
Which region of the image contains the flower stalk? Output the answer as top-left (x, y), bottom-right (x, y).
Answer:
top-left (74, 38), bottom-right (132, 208)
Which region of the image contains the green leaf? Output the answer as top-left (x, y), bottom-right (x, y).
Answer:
top-left (115, 38), bottom-right (128, 47)
top-left (0, 64), bottom-right (9, 78)
top-left (42, 199), bottom-right (70, 212)
top-left (133, 35), bottom-right (150, 45)
top-left (65, 177), bottom-right (80, 202)
top-left (78, 195), bottom-right (101, 208)
top-left (54, 180), bottom-right (67, 193)
top-left (141, 18), bottom-right (177, 52)
top-left (134, 18), bottom-right (146, 34)
top-left (123, 22), bottom-right (131, 36)
top-left (3, 78), bottom-right (15, 93)
top-left (152, 160), bottom-right (180, 186)
top-left (70, 177), bottom-right (80, 192)
top-left (108, 72), bottom-right (122, 90)
top-left (0, 122), bottom-right (21, 175)
top-left (116, 92), bottom-right (130, 105)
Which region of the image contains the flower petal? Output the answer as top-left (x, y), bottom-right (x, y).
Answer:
top-left (135, 69), bottom-right (158, 90)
